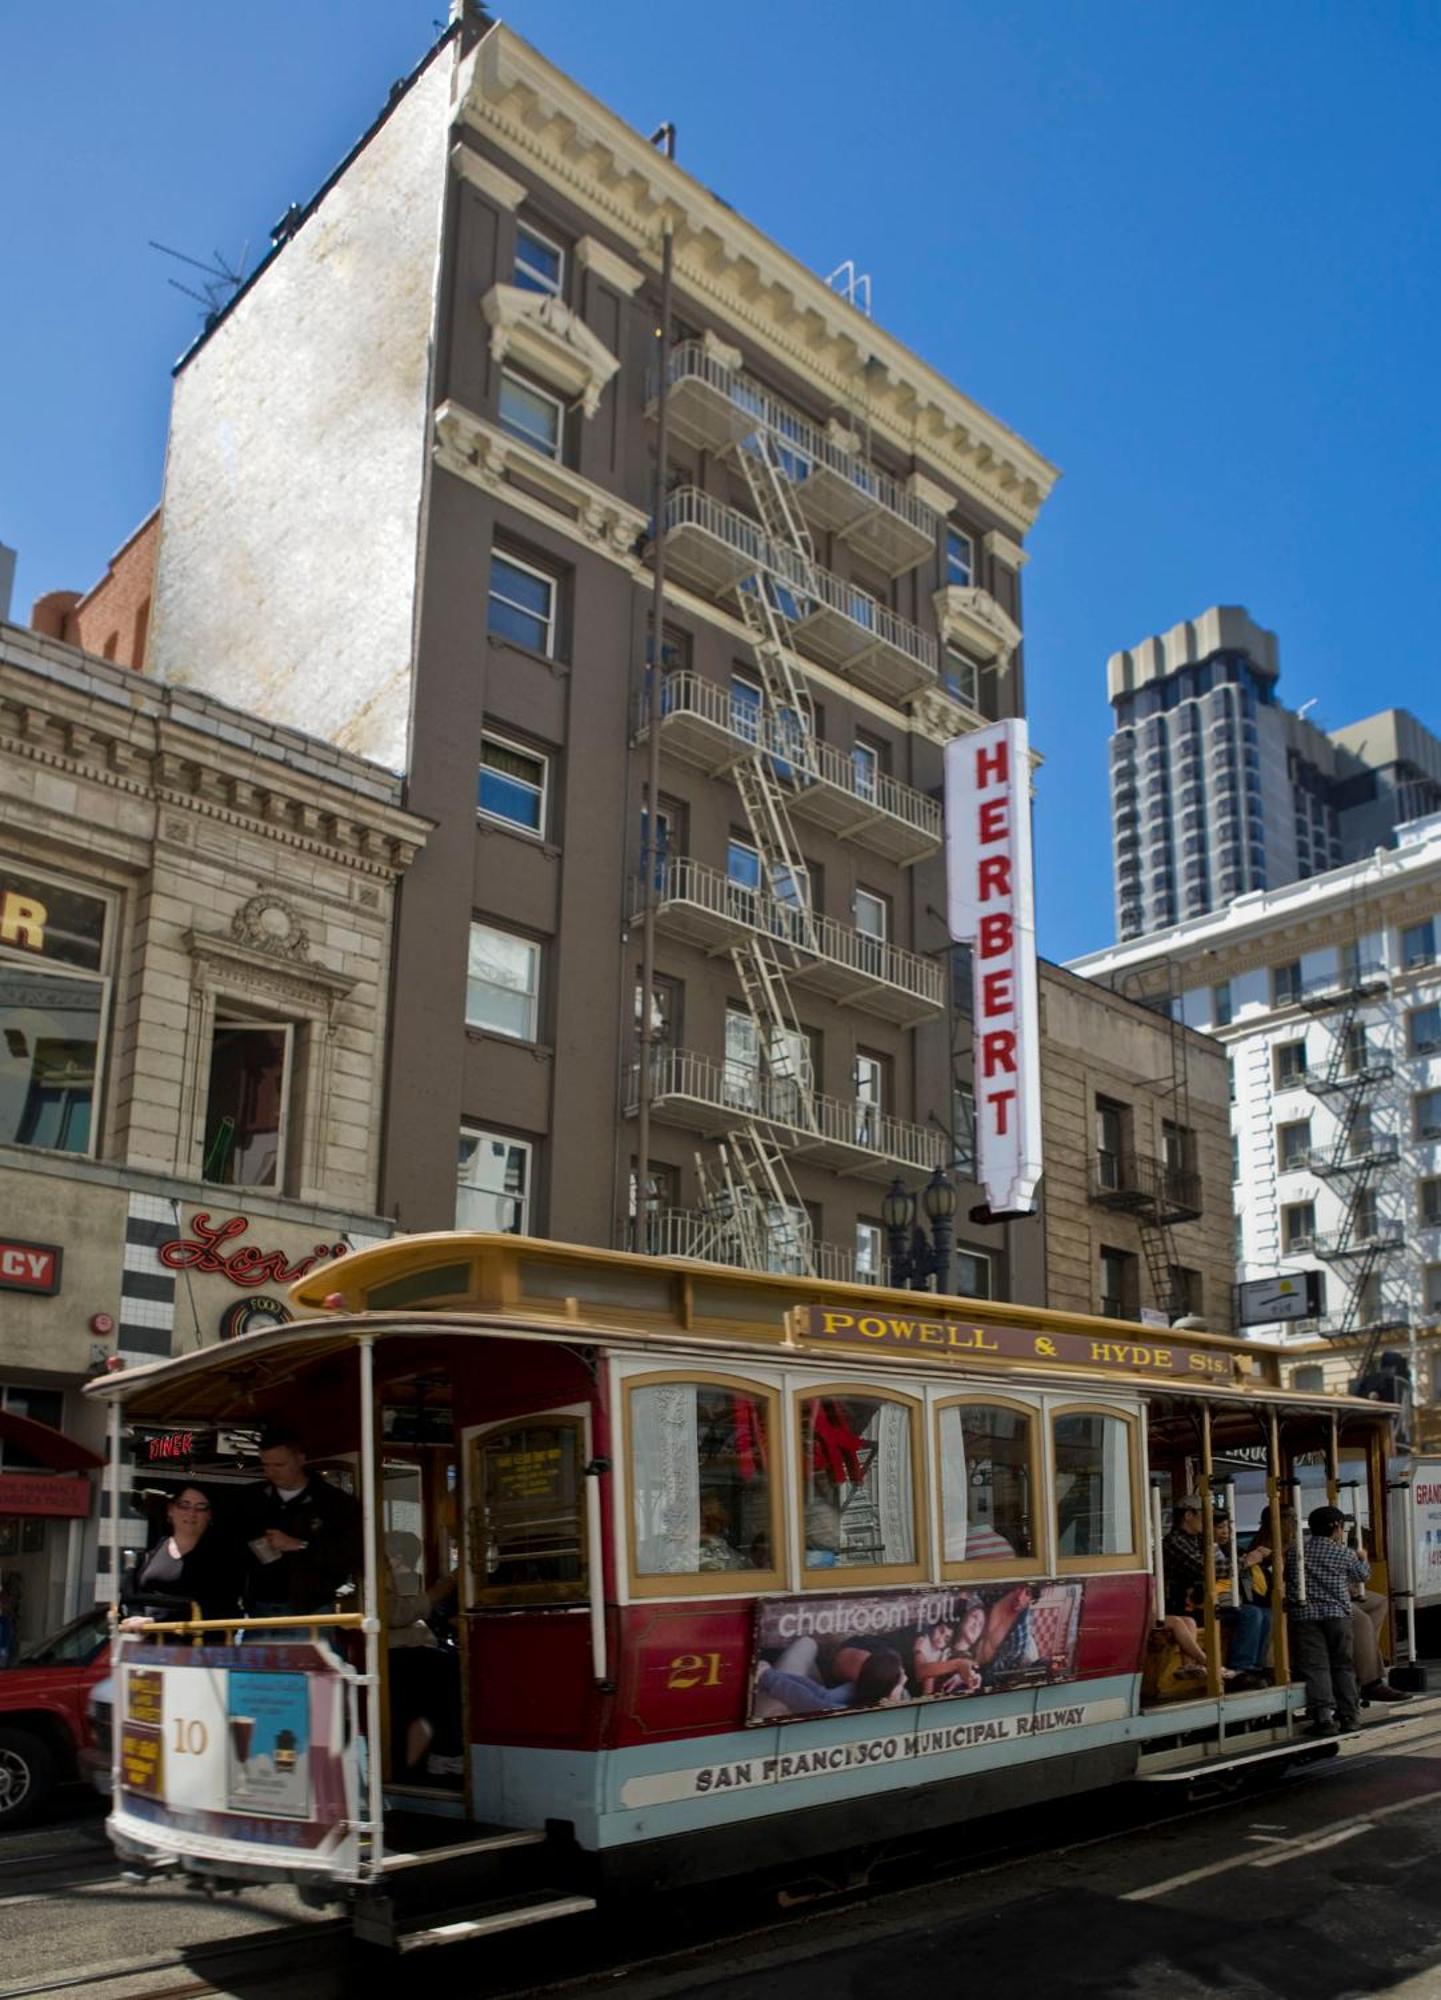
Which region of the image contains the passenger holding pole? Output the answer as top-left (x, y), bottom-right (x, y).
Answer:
top-left (1286, 1504), bottom-right (1368, 1737)
top-left (240, 1428), bottom-right (363, 1628)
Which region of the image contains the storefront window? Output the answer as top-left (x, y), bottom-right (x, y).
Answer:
top-left (0, 866), bottom-right (110, 1157)
top-left (0, 1385), bottom-right (65, 1470)
top-left (630, 1380), bottom-right (774, 1580)
top-left (801, 1392), bottom-right (916, 1571)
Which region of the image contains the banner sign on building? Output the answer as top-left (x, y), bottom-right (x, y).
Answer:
top-left (0, 1473), bottom-right (92, 1517)
top-left (795, 1305), bottom-right (1241, 1382)
top-left (0, 1238), bottom-right (62, 1295)
top-left (944, 719), bottom-right (1042, 1215)
top-left (1236, 1271), bottom-right (1325, 1327)
top-left (748, 1580), bottom-right (1085, 1726)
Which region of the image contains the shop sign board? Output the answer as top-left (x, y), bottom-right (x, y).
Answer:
top-left (944, 719), bottom-right (1042, 1216)
top-left (795, 1304), bottom-right (1241, 1382)
top-left (0, 1473), bottom-right (91, 1517)
top-left (0, 1238), bottom-right (62, 1296)
top-left (1237, 1271), bottom-right (1325, 1327)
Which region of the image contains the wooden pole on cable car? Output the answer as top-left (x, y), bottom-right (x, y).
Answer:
top-left (1326, 1412), bottom-right (1341, 1508)
top-left (1267, 1406), bottom-right (1291, 1688)
top-left (358, 1335), bottom-right (385, 1868)
top-left (1200, 1403), bottom-right (1223, 1698)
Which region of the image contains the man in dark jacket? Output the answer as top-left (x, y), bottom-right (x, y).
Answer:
top-left (241, 1428), bottom-right (362, 1622)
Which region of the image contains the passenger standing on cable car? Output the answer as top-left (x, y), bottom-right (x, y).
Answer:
top-left (1286, 1504), bottom-right (1368, 1738)
top-left (239, 1428), bottom-right (363, 1623)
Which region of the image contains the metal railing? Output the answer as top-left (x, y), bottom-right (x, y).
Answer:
top-left (648, 854), bottom-right (946, 1010)
top-left (661, 488), bottom-right (938, 682)
top-left (1088, 1150), bottom-right (1203, 1220)
top-left (628, 1047), bottom-right (945, 1173)
top-left (1304, 1138), bottom-right (1401, 1177)
top-left (1313, 1221), bottom-right (1406, 1260)
top-left (641, 671), bottom-right (942, 845)
top-left (639, 1206), bottom-right (882, 1284)
top-left (653, 341), bottom-right (935, 539)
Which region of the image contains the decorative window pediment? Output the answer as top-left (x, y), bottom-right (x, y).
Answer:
top-left (480, 283), bottom-right (621, 418)
top-left (932, 585), bottom-right (1022, 672)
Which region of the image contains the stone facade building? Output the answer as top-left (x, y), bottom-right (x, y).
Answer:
top-left (1036, 962), bottom-right (1235, 1331)
top-left (0, 619), bottom-right (426, 1637)
top-left (129, 17), bottom-right (1058, 1299)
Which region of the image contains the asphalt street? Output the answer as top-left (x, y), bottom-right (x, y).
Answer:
top-left (9, 1717), bottom-right (1441, 1999)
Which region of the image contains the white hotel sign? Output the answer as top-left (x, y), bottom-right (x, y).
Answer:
top-left (945, 719), bottom-right (1043, 1216)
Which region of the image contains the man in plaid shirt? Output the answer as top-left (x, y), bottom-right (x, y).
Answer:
top-left (1285, 1504), bottom-right (1369, 1736)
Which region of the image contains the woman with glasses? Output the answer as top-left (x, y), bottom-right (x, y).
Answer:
top-left (122, 1486), bottom-right (240, 1629)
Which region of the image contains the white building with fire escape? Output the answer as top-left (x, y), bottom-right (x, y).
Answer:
top-left (1070, 813), bottom-right (1441, 1399)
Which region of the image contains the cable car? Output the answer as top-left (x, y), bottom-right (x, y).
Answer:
top-left (86, 1232), bottom-right (1409, 1950)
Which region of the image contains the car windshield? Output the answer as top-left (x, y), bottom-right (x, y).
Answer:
top-left (15, 1609), bottom-right (109, 1667)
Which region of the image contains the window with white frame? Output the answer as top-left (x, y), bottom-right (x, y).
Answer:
top-left (854, 888), bottom-right (888, 972)
top-left (1402, 918), bottom-right (1437, 971)
top-left (854, 1051), bottom-right (883, 1146)
top-left (945, 527), bottom-right (973, 587)
top-left (1211, 981), bottom-right (1232, 1028)
top-left (1276, 1118), bottom-right (1311, 1171)
top-left (943, 644), bottom-right (979, 711)
top-left (1422, 1176), bottom-right (1441, 1228)
top-left (855, 1220), bottom-right (884, 1283)
top-left (465, 923), bottom-right (540, 1042)
top-left (487, 551), bottom-right (557, 655)
top-left (955, 1248), bottom-right (991, 1299)
top-left (201, 1017), bottom-right (292, 1187)
top-left (498, 370), bottom-right (564, 459)
top-left (1273, 1039), bottom-right (1308, 1088)
top-left (852, 736), bottom-right (881, 801)
top-left (1409, 1003), bottom-right (1441, 1054)
top-left (457, 1129), bottom-right (530, 1232)
top-left (514, 221), bottom-right (563, 297)
top-left (1417, 1087), bottom-right (1441, 1141)
top-left (1282, 1200), bottom-right (1316, 1252)
top-left (0, 863), bottom-right (112, 1156)
top-left (729, 674), bottom-right (763, 747)
top-left (1272, 959), bottom-right (1302, 1006)
top-left (479, 735), bottom-right (547, 836)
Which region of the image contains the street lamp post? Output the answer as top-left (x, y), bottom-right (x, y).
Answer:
top-left (882, 1167), bottom-right (958, 1293)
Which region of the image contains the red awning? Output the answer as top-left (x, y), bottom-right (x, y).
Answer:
top-left (0, 1410), bottom-right (103, 1473)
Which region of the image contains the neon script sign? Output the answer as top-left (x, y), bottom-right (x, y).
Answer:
top-left (159, 1214), bottom-right (346, 1291)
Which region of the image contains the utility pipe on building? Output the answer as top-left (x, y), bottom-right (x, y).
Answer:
top-left (634, 135), bottom-right (676, 1254)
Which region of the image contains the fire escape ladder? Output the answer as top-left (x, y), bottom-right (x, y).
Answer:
top-left (736, 427), bottom-right (818, 576)
top-left (1312, 973), bottom-right (1405, 1357)
top-left (731, 939), bottom-right (821, 1136)
top-left (1136, 1209), bottom-right (1184, 1322)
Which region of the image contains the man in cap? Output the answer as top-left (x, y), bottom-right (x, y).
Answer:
top-left (1285, 1504), bottom-right (1369, 1737)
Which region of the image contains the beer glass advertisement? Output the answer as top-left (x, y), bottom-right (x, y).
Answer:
top-left (226, 1670), bottom-right (310, 1817)
top-left (749, 1581), bottom-right (1085, 1725)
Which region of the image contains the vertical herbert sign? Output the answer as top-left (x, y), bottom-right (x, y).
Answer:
top-left (944, 718), bottom-right (1043, 1215)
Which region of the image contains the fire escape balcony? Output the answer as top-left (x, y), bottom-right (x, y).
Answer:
top-left (630, 1208), bottom-right (882, 1285)
top-left (1303, 1139), bottom-right (1401, 1179)
top-left (626, 1048), bottom-right (946, 1183)
top-left (1087, 1150), bottom-right (1203, 1225)
top-left (650, 341), bottom-right (936, 576)
top-left (1306, 1057), bottom-right (1395, 1096)
top-left (634, 672), bottom-right (942, 865)
top-left (1313, 1222), bottom-right (1406, 1261)
top-left (638, 856), bottom-right (946, 1024)
top-left (657, 489), bottom-right (938, 705)
top-left (1299, 977), bottom-right (1389, 1015)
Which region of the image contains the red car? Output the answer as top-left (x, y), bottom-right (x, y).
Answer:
top-left (0, 1609), bottom-right (110, 1829)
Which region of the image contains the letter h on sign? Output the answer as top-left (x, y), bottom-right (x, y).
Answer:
top-left (944, 718), bottom-right (1042, 1216)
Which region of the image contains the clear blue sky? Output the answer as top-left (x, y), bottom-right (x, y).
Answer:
top-left (3, 3), bottom-right (1437, 959)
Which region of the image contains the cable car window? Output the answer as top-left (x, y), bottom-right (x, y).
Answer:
top-left (800, 1393), bottom-right (916, 1571)
top-left (469, 1417), bottom-right (586, 1604)
top-left (1053, 1410), bottom-right (1135, 1559)
top-left (938, 1402), bottom-right (1036, 1565)
top-left (630, 1381), bottom-right (774, 1580)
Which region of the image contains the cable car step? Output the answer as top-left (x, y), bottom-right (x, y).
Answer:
top-left (380, 1890), bottom-right (597, 1951)
top-left (379, 1829), bottom-right (546, 1873)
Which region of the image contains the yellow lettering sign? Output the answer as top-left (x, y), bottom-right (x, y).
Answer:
top-left (0, 893), bottom-right (47, 954)
top-left (666, 1651), bottom-right (724, 1690)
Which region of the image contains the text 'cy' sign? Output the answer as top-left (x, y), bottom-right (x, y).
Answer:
top-left (945, 719), bottom-right (1042, 1217)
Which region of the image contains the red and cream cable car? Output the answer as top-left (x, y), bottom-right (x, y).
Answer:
top-left (86, 1233), bottom-right (1409, 1949)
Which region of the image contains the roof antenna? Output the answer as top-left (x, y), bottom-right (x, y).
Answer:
top-left (149, 239), bottom-right (248, 325)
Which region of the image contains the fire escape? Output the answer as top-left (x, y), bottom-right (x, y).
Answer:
top-left (1302, 968), bottom-right (1407, 1377)
top-left (635, 344), bottom-right (951, 1279)
top-left (1088, 961), bottom-right (1203, 1320)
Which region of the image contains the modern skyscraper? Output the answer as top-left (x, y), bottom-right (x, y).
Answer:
top-left (1108, 606), bottom-right (1441, 942)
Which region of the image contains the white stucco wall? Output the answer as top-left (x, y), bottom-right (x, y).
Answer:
top-left (148, 48), bottom-right (454, 772)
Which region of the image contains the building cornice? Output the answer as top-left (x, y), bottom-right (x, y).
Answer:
top-left (434, 400), bottom-right (648, 568)
top-left (576, 234), bottom-right (644, 296)
top-left (455, 27), bottom-right (1059, 535)
top-left (448, 142), bottom-right (526, 210)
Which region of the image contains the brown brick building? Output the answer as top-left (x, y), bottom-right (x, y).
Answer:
top-left (1036, 962), bottom-right (1236, 1331)
top-left (96, 19), bottom-right (1059, 1298)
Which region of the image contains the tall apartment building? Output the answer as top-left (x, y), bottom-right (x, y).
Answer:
top-left (0, 619), bottom-right (425, 1636)
top-left (1071, 814), bottom-right (1441, 1399)
top-left (133, 17), bottom-right (1058, 1296)
top-left (1108, 606), bottom-right (1441, 942)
